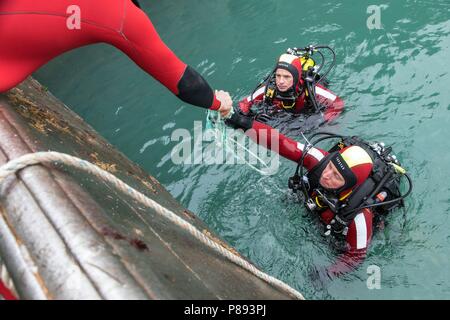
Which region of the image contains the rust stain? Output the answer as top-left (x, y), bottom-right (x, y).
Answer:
top-left (6, 87), bottom-right (160, 198)
top-left (0, 205), bottom-right (24, 247)
top-left (30, 121), bottom-right (47, 134)
top-left (32, 271), bottom-right (54, 300)
top-left (182, 210), bottom-right (196, 221)
top-left (125, 170), bottom-right (157, 194)
top-left (89, 152), bottom-right (117, 173)
top-left (146, 174), bottom-right (160, 187)
top-left (140, 178), bottom-right (157, 194)
top-left (7, 88), bottom-right (37, 108)
top-left (101, 227), bottom-right (149, 252)
top-left (6, 89), bottom-right (71, 138)
top-left (129, 239), bottom-right (148, 252)
top-left (202, 229), bottom-right (239, 256)
top-left (6, 88), bottom-right (99, 148)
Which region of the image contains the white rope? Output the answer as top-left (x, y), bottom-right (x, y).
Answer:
top-left (0, 260), bottom-right (18, 298)
top-left (0, 152), bottom-right (304, 300)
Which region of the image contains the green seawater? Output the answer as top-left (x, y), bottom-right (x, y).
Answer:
top-left (34, 0), bottom-right (450, 299)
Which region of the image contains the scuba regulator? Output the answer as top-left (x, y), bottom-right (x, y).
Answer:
top-left (286, 45), bottom-right (337, 113)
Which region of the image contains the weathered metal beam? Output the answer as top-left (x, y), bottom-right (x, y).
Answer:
top-left (0, 78), bottom-right (298, 300)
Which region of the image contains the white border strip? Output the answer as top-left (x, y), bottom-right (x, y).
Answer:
top-left (315, 86), bottom-right (337, 102)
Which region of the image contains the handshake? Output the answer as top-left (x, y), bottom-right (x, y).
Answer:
top-left (215, 91), bottom-right (271, 131)
top-left (223, 108), bottom-right (254, 131)
top-left (214, 90), bottom-right (253, 131)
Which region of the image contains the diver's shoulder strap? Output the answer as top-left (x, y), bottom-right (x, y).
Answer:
top-left (338, 177), bottom-right (376, 222)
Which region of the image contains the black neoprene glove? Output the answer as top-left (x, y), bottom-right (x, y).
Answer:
top-left (224, 110), bottom-right (253, 131)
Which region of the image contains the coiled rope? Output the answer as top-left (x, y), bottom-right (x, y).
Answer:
top-left (0, 151), bottom-right (304, 300)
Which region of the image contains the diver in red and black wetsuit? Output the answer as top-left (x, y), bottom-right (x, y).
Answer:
top-left (225, 112), bottom-right (411, 279)
top-left (0, 0), bottom-right (232, 116)
top-left (239, 53), bottom-right (307, 114)
top-left (238, 51), bottom-right (344, 123)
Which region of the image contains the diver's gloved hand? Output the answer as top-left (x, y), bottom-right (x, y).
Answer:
top-left (325, 215), bottom-right (348, 236)
top-left (224, 109), bottom-right (253, 131)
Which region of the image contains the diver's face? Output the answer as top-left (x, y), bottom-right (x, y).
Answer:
top-left (275, 69), bottom-right (294, 92)
top-left (319, 161), bottom-right (345, 190)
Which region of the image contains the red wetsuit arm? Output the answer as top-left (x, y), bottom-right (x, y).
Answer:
top-left (246, 121), bottom-right (327, 170)
top-left (110, 1), bottom-right (221, 110)
top-left (238, 86), bottom-right (266, 114)
top-left (0, 0), bottom-right (221, 109)
top-left (322, 208), bottom-right (373, 277)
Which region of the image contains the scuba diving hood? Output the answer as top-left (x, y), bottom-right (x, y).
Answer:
top-left (308, 145), bottom-right (374, 196)
top-left (275, 53), bottom-right (303, 94)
